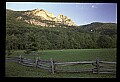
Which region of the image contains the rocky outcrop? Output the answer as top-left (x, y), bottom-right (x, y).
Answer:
top-left (17, 8), bottom-right (77, 27)
top-left (24, 9), bottom-right (55, 20)
top-left (54, 14), bottom-right (76, 26)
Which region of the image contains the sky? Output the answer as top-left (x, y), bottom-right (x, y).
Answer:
top-left (6, 2), bottom-right (117, 26)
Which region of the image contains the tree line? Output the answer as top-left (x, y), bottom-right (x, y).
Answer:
top-left (6, 25), bottom-right (117, 53)
top-left (6, 9), bottom-right (117, 56)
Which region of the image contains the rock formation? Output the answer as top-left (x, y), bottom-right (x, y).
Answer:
top-left (17, 8), bottom-right (77, 27)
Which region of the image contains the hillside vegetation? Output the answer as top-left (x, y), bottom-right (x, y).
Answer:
top-left (6, 9), bottom-right (117, 78)
top-left (6, 9), bottom-right (117, 53)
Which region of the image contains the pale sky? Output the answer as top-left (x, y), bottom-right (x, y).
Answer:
top-left (6, 2), bottom-right (117, 26)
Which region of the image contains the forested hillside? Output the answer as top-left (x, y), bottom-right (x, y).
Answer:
top-left (6, 9), bottom-right (117, 52)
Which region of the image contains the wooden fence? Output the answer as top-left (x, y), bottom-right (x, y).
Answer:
top-left (6, 55), bottom-right (116, 74)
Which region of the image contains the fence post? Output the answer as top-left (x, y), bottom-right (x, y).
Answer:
top-left (96, 58), bottom-right (100, 74)
top-left (19, 55), bottom-right (22, 63)
top-left (35, 57), bottom-right (38, 68)
top-left (51, 58), bottom-right (55, 74)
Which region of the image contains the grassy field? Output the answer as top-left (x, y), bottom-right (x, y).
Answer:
top-left (5, 48), bottom-right (116, 78)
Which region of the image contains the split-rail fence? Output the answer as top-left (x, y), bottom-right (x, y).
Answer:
top-left (6, 55), bottom-right (116, 74)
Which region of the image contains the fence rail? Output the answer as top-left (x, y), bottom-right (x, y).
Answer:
top-left (99, 61), bottom-right (116, 64)
top-left (5, 55), bottom-right (116, 74)
top-left (55, 61), bottom-right (95, 65)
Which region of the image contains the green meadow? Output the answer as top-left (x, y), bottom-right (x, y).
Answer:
top-left (5, 48), bottom-right (116, 78)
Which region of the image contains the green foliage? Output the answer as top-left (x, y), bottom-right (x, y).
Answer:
top-left (97, 35), bottom-right (116, 48)
top-left (24, 49), bottom-right (32, 54)
top-left (6, 9), bottom-right (117, 50)
top-left (6, 50), bottom-right (13, 56)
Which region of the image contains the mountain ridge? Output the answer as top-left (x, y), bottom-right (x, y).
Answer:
top-left (6, 9), bottom-right (117, 50)
top-left (80, 22), bottom-right (117, 30)
top-left (6, 8), bottom-right (77, 27)
top-left (6, 9), bottom-right (117, 31)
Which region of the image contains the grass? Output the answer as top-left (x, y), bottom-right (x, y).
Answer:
top-left (5, 62), bottom-right (116, 78)
top-left (5, 48), bottom-right (116, 78)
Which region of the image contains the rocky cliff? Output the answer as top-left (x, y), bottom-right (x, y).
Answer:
top-left (16, 8), bottom-right (77, 27)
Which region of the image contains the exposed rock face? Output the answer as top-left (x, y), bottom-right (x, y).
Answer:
top-left (18, 8), bottom-right (77, 27)
top-left (24, 9), bottom-right (55, 20)
top-left (24, 19), bottom-right (55, 27)
top-left (54, 14), bottom-right (76, 26)
top-left (17, 16), bottom-right (22, 20)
